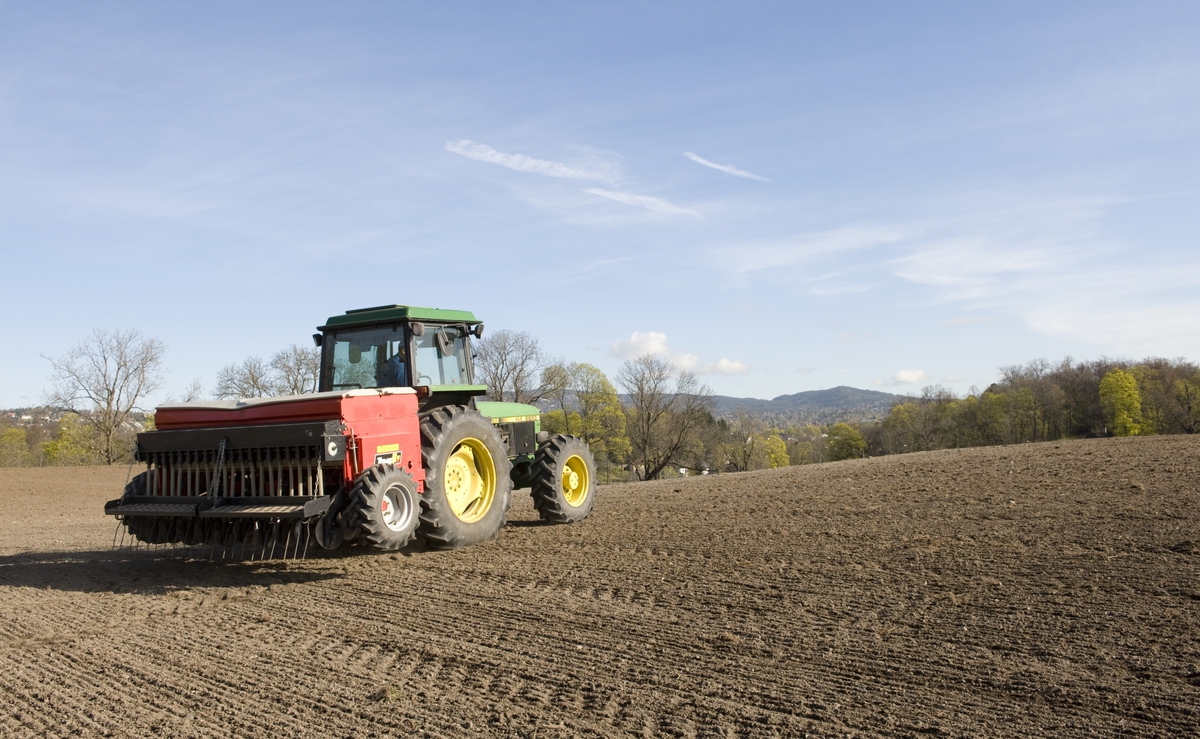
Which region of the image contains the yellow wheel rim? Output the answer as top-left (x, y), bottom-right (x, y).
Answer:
top-left (443, 437), bottom-right (496, 523)
top-left (561, 454), bottom-right (590, 507)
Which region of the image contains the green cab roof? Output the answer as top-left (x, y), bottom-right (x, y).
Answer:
top-left (320, 304), bottom-right (479, 330)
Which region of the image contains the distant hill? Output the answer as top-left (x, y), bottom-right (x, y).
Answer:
top-left (541, 385), bottom-right (906, 428)
top-left (710, 386), bottom-right (905, 426)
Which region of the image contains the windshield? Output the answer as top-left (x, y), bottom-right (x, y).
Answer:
top-left (413, 325), bottom-right (469, 386)
top-left (324, 326), bottom-right (408, 390)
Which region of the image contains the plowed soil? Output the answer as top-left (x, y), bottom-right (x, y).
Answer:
top-left (1, 435), bottom-right (1198, 738)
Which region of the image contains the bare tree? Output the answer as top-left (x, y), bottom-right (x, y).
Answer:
top-left (540, 359), bottom-right (574, 427)
top-left (270, 345), bottom-right (321, 395)
top-left (722, 412), bottom-right (769, 472)
top-left (473, 329), bottom-right (546, 404)
top-left (215, 356), bottom-right (276, 398)
top-left (214, 345), bottom-right (321, 399)
top-left (180, 378), bottom-right (205, 402)
top-left (45, 328), bottom-right (166, 464)
top-left (616, 354), bottom-right (714, 480)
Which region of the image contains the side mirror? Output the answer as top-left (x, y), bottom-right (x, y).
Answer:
top-left (312, 333), bottom-right (323, 348)
top-left (349, 344), bottom-right (362, 364)
top-left (411, 322), bottom-right (425, 337)
top-left (472, 323), bottom-right (484, 339)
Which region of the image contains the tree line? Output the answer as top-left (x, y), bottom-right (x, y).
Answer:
top-left (867, 356), bottom-right (1200, 455)
top-left (470, 330), bottom-right (863, 479)
top-left (0, 329), bottom-right (319, 468)
top-left (5, 328), bottom-right (1195, 472)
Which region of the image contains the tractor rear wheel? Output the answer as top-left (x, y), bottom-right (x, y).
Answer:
top-left (530, 435), bottom-right (597, 524)
top-left (418, 406), bottom-right (511, 550)
top-left (347, 464), bottom-right (420, 551)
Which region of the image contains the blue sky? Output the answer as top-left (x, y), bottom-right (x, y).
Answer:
top-left (2, 2), bottom-right (1198, 407)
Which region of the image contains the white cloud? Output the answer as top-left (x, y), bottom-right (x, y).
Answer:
top-left (609, 331), bottom-right (695, 367)
top-left (876, 369), bottom-right (928, 386)
top-left (696, 358), bottom-right (750, 376)
top-left (584, 188), bottom-right (701, 218)
top-left (683, 152), bottom-right (770, 182)
top-left (445, 140), bottom-right (611, 180)
top-left (609, 331), bottom-right (747, 375)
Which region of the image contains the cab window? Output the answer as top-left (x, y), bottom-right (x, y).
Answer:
top-left (413, 326), bottom-right (469, 386)
top-left (325, 327), bottom-right (407, 390)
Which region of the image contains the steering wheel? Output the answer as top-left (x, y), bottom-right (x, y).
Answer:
top-left (333, 383), bottom-right (362, 390)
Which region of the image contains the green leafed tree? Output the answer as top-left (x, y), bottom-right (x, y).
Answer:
top-left (539, 362), bottom-right (631, 477)
top-left (1099, 368), bottom-right (1142, 436)
top-left (826, 422), bottom-right (867, 461)
top-left (41, 414), bottom-right (102, 466)
top-left (0, 427), bottom-right (33, 467)
top-left (1170, 375), bottom-right (1200, 434)
top-left (764, 434), bottom-right (789, 468)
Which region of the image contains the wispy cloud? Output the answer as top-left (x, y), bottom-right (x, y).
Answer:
top-left (715, 226), bottom-right (908, 275)
top-left (709, 190), bottom-right (1200, 359)
top-left (684, 152), bottom-right (769, 182)
top-left (609, 331), bottom-right (747, 375)
top-left (584, 188), bottom-right (701, 218)
top-left (445, 140), bottom-right (612, 180)
top-left (876, 196), bottom-right (1200, 357)
top-left (586, 255), bottom-right (637, 270)
top-left (876, 369), bottom-right (928, 386)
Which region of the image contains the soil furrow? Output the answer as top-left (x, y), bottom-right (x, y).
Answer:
top-left (2, 435), bottom-right (1198, 737)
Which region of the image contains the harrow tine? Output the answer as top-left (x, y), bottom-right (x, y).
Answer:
top-left (243, 521), bottom-right (255, 561)
top-left (290, 522), bottom-right (297, 561)
top-left (268, 520), bottom-right (280, 561)
top-left (251, 521), bottom-right (265, 561)
top-left (208, 520), bottom-right (222, 560)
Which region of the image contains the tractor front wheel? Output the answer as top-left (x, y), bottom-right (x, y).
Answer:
top-left (347, 464), bottom-right (421, 551)
top-left (418, 406), bottom-right (512, 550)
top-left (530, 435), bottom-right (597, 524)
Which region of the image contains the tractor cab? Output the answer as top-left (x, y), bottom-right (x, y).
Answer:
top-left (315, 304), bottom-right (487, 411)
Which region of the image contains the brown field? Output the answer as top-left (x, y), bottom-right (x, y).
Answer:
top-left (1, 435), bottom-right (1198, 738)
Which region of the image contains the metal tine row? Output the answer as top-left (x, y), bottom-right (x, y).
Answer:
top-left (111, 518), bottom-right (316, 561)
top-left (146, 445), bottom-right (322, 499)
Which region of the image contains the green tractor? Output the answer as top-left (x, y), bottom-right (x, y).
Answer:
top-left (105, 304), bottom-right (597, 554)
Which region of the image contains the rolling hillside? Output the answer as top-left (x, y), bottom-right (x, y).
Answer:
top-left (710, 385), bottom-right (905, 425)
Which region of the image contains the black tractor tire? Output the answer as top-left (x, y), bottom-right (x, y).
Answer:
top-left (346, 464), bottom-right (421, 551)
top-left (530, 435), bottom-right (597, 524)
top-left (418, 406), bottom-right (512, 550)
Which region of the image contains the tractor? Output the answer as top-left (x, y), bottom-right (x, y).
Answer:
top-left (104, 304), bottom-right (597, 555)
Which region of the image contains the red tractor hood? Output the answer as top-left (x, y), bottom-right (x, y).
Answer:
top-left (154, 388), bottom-right (417, 429)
